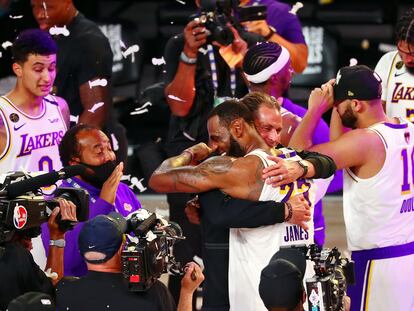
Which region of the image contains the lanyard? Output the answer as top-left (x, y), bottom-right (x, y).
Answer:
top-left (206, 44), bottom-right (236, 97)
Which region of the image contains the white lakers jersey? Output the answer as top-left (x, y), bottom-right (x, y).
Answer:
top-left (344, 119), bottom-right (414, 251)
top-left (375, 51), bottom-right (414, 122)
top-left (228, 148), bottom-right (314, 311)
top-left (0, 95), bottom-right (67, 174)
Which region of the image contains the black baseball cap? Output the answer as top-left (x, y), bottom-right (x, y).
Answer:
top-left (78, 213), bottom-right (126, 264)
top-left (7, 292), bottom-right (55, 311)
top-left (259, 248), bottom-right (306, 309)
top-left (333, 65), bottom-right (382, 102)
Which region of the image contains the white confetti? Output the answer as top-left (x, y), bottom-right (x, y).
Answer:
top-left (136, 101), bottom-right (152, 111)
top-left (1, 41), bottom-right (12, 50)
top-left (289, 2), bottom-right (303, 15)
top-left (44, 268), bottom-right (58, 280)
top-left (183, 131), bottom-right (196, 141)
top-left (130, 101), bottom-right (152, 115)
top-left (121, 174), bottom-right (131, 181)
top-left (88, 78), bottom-right (108, 88)
top-left (49, 25), bottom-right (70, 37)
top-left (152, 57), bottom-right (166, 66)
top-left (167, 94), bottom-right (186, 102)
top-left (110, 133), bottom-right (119, 151)
top-left (130, 109), bottom-right (149, 115)
top-left (0, 52), bottom-right (2, 58)
top-left (88, 102), bottom-right (104, 113)
top-left (130, 177), bottom-right (147, 192)
top-left (69, 115), bottom-right (79, 124)
top-left (378, 43), bottom-right (396, 53)
top-left (9, 15), bottom-right (24, 19)
top-left (198, 47), bottom-right (207, 55)
top-left (349, 58), bottom-right (358, 66)
top-left (170, 21), bottom-right (174, 25)
top-left (175, 0), bottom-right (186, 4)
top-left (121, 44), bottom-right (140, 63)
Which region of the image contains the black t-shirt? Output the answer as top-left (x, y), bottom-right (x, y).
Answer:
top-left (53, 13), bottom-right (113, 117)
top-left (163, 32), bottom-right (262, 156)
top-left (56, 271), bottom-right (176, 311)
top-left (0, 242), bottom-right (54, 311)
top-left (199, 191), bottom-right (284, 310)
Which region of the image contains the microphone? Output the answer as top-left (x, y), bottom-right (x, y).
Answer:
top-left (5, 164), bottom-right (87, 199)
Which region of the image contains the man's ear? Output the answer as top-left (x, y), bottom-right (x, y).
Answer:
top-left (352, 99), bottom-right (363, 112)
top-left (229, 118), bottom-right (244, 138)
top-left (12, 63), bottom-right (23, 77)
top-left (269, 73), bottom-right (278, 85)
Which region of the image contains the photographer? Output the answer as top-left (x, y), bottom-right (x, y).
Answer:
top-left (163, 0), bottom-right (263, 301)
top-left (259, 248), bottom-right (307, 311)
top-left (0, 200), bottom-right (77, 310)
top-left (56, 214), bottom-right (204, 311)
top-left (259, 248), bottom-right (350, 311)
top-left (41, 124), bottom-right (141, 277)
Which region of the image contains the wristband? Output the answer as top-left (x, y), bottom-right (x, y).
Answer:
top-left (180, 52), bottom-right (197, 65)
top-left (49, 239), bottom-right (66, 248)
top-left (297, 160), bottom-right (309, 179)
top-left (284, 202), bottom-right (293, 222)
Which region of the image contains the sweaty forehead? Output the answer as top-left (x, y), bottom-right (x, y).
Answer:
top-left (256, 106), bottom-right (282, 125)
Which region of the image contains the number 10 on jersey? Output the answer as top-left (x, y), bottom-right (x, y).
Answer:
top-left (401, 148), bottom-right (414, 194)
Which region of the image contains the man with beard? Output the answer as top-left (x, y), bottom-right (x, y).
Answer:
top-left (185, 93), bottom-right (335, 311)
top-left (289, 65), bottom-right (414, 311)
top-left (375, 8), bottom-right (414, 122)
top-left (41, 124), bottom-right (141, 277)
top-left (149, 99), bottom-right (335, 310)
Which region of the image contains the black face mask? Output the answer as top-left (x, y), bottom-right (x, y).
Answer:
top-left (79, 160), bottom-right (117, 188)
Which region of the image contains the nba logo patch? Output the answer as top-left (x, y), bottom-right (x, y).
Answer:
top-left (405, 132), bottom-right (410, 144)
top-left (124, 203), bottom-right (132, 212)
top-left (9, 113), bottom-right (19, 123)
top-left (13, 204), bottom-right (28, 229)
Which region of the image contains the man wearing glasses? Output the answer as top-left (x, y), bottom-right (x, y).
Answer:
top-left (375, 8), bottom-right (414, 121)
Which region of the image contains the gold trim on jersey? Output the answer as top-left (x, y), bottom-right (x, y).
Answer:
top-left (0, 95), bottom-right (46, 119)
top-left (0, 106), bottom-right (11, 161)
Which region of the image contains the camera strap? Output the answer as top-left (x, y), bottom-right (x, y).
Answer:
top-left (207, 44), bottom-right (236, 106)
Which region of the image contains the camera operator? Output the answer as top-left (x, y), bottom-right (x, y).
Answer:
top-left (163, 0), bottom-right (264, 301)
top-left (259, 248), bottom-right (350, 311)
top-left (56, 214), bottom-right (204, 311)
top-left (41, 124), bottom-right (141, 277)
top-left (0, 199), bottom-right (77, 310)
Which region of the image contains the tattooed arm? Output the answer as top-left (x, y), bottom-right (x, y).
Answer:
top-left (149, 154), bottom-right (265, 201)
